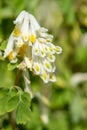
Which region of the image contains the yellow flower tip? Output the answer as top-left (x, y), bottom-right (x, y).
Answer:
top-left (50, 74), bottom-right (55, 80)
top-left (55, 47), bottom-right (60, 51)
top-left (35, 65), bottom-right (40, 72)
top-left (41, 50), bottom-right (45, 56)
top-left (46, 39), bottom-right (51, 42)
top-left (49, 47), bottom-right (55, 54)
top-left (8, 51), bottom-right (14, 60)
top-left (29, 34), bottom-right (36, 43)
top-left (45, 62), bottom-right (51, 69)
top-left (13, 26), bottom-right (20, 37)
top-left (35, 48), bottom-right (39, 53)
top-left (42, 73), bottom-right (47, 80)
top-left (49, 74), bottom-right (56, 82)
top-left (55, 46), bottom-right (62, 54)
top-left (48, 55), bottom-right (53, 60)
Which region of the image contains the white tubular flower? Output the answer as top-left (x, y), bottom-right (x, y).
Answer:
top-left (4, 10), bottom-right (40, 62)
top-left (33, 62), bottom-right (41, 75)
top-left (4, 10), bottom-right (62, 83)
top-left (14, 11), bottom-right (26, 24)
top-left (40, 68), bottom-right (49, 83)
top-left (31, 27), bottom-right (62, 83)
top-left (4, 34), bottom-right (14, 58)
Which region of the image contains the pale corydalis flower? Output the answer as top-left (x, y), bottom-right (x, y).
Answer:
top-left (4, 10), bottom-right (62, 83)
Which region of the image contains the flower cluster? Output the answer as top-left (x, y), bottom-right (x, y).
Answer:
top-left (4, 10), bottom-right (62, 83)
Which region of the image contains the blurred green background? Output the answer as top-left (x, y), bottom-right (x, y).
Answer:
top-left (0, 0), bottom-right (87, 130)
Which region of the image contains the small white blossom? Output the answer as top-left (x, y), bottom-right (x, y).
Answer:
top-left (4, 10), bottom-right (62, 83)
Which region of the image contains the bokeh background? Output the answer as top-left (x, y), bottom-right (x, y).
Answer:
top-left (0, 0), bottom-right (87, 130)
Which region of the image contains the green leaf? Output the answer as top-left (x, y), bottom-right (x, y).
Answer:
top-left (0, 87), bottom-right (31, 124)
top-left (0, 87), bottom-right (18, 115)
top-left (16, 102), bottom-right (31, 124)
top-left (16, 92), bottom-right (31, 124)
top-left (21, 92), bottom-right (31, 107)
top-left (0, 88), bottom-right (9, 98)
top-left (6, 94), bottom-right (19, 112)
top-left (0, 95), bottom-right (9, 115)
top-left (8, 87), bottom-right (18, 97)
top-left (0, 88), bottom-right (10, 115)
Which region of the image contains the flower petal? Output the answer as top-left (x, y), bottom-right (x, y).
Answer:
top-left (47, 54), bottom-right (55, 62)
top-left (49, 74), bottom-right (56, 82)
top-left (43, 60), bottom-right (52, 72)
top-left (33, 62), bottom-right (41, 75)
top-left (4, 34), bottom-right (14, 57)
top-left (40, 71), bottom-right (49, 83)
top-left (54, 46), bottom-right (62, 54)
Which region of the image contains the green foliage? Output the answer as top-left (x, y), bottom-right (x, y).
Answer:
top-left (7, 94), bottom-right (19, 112)
top-left (0, 0), bottom-right (87, 129)
top-left (0, 87), bottom-right (17, 115)
top-left (16, 101), bottom-right (31, 124)
top-left (0, 87), bottom-right (31, 124)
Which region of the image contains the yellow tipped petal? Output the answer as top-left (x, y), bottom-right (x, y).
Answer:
top-left (41, 72), bottom-right (49, 83)
top-left (29, 34), bottom-right (36, 43)
top-left (42, 72), bottom-right (47, 80)
top-left (55, 46), bottom-right (62, 54)
top-left (13, 26), bottom-right (20, 37)
top-left (42, 73), bottom-right (47, 80)
top-left (35, 48), bottom-right (39, 53)
top-left (36, 65), bottom-right (40, 72)
top-left (40, 50), bottom-right (45, 57)
top-left (49, 74), bottom-right (56, 82)
top-left (46, 38), bottom-right (51, 42)
top-left (44, 61), bottom-right (52, 72)
top-left (33, 63), bottom-right (41, 74)
top-left (8, 51), bottom-right (14, 60)
top-left (48, 47), bottom-right (55, 54)
top-left (34, 48), bottom-right (39, 55)
top-left (47, 54), bottom-right (55, 62)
